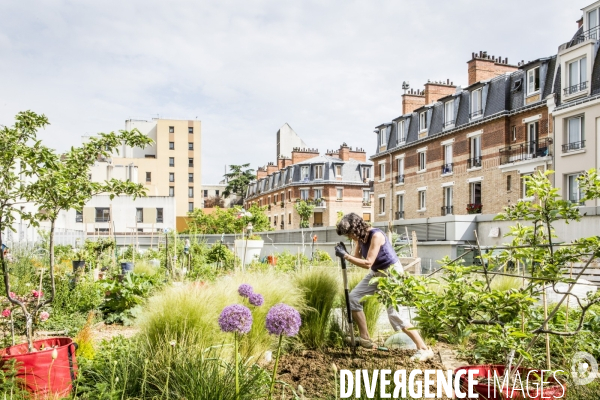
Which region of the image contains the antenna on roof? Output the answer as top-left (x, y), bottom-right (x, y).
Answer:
top-left (402, 81), bottom-right (410, 94)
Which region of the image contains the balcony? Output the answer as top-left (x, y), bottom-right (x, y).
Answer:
top-left (395, 211), bottom-right (404, 220)
top-left (441, 163), bottom-right (453, 174)
top-left (563, 81), bottom-right (588, 97)
top-left (396, 174), bottom-right (405, 184)
top-left (362, 200), bottom-right (371, 207)
top-left (469, 109), bottom-right (483, 119)
top-left (499, 138), bottom-right (552, 165)
top-left (562, 140), bottom-right (586, 153)
top-left (313, 199), bottom-right (326, 208)
top-left (467, 157), bottom-right (482, 169)
top-left (441, 206), bottom-right (453, 216)
top-left (569, 26), bottom-right (600, 47)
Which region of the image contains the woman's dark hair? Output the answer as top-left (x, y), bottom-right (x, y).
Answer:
top-left (336, 213), bottom-right (370, 243)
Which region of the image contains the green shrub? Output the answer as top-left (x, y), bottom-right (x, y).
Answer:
top-left (138, 272), bottom-right (305, 358)
top-left (295, 267), bottom-right (340, 349)
top-left (100, 273), bottom-right (163, 325)
top-left (349, 269), bottom-right (382, 338)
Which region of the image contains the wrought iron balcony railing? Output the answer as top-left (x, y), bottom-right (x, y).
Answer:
top-left (396, 174), bottom-right (405, 184)
top-left (562, 140), bottom-right (586, 153)
top-left (467, 157), bottom-right (482, 169)
top-left (499, 137), bottom-right (553, 165)
top-left (441, 163), bottom-right (453, 174)
top-left (563, 81), bottom-right (588, 96)
top-left (443, 119), bottom-right (455, 128)
top-left (469, 109), bottom-right (483, 119)
top-left (395, 211), bottom-right (404, 220)
top-left (441, 206), bottom-right (453, 216)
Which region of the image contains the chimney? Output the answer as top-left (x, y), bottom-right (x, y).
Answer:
top-left (256, 166), bottom-right (267, 180)
top-left (467, 51), bottom-right (518, 85)
top-left (266, 162), bottom-right (278, 175)
top-left (348, 147), bottom-right (366, 162)
top-left (277, 155), bottom-right (291, 170)
top-left (577, 17), bottom-right (583, 28)
top-left (424, 79), bottom-right (456, 104)
top-left (402, 88), bottom-right (426, 114)
top-left (291, 147), bottom-right (320, 165)
top-left (339, 143), bottom-right (350, 161)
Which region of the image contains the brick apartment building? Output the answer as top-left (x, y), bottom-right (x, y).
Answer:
top-left (371, 51), bottom-right (558, 224)
top-left (245, 144), bottom-right (374, 229)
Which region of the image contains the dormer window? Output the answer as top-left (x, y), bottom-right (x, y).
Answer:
top-left (588, 7), bottom-right (599, 37)
top-left (470, 88), bottom-right (483, 119)
top-left (444, 101), bottom-right (454, 128)
top-left (313, 165), bottom-right (323, 180)
top-left (379, 128), bottom-right (387, 146)
top-left (301, 166), bottom-right (309, 181)
top-left (419, 111), bottom-right (427, 132)
top-left (565, 57), bottom-right (588, 96)
top-left (397, 120), bottom-right (405, 143)
top-left (527, 67), bottom-right (540, 95)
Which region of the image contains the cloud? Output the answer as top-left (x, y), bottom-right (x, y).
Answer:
top-left (0, 0), bottom-right (585, 183)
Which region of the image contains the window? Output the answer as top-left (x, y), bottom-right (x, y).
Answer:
top-left (512, 126), bottom-right (517, 142)
top-left (418, 190), bottom-right (426, 210)
top-left (169, 142), bottom-right (174, 150)
top-left (169, 126), bottom-right (174, 133)
top-left (527, 122), bottom-right (539, 156)
top-left (314, 165), bottom-right (323, 180)
top-left (444, 187), bottom-right (453, 211)
top-left (188, 142), bottom-right (194, 150)
top-left (470, 182), bottom-right (482, 204)
top-left (589, 7), bottom-right (599, 33)
top-left (396, 194), bottom-right (404, 219)
top-left (336, 188), bottom-right (343, 200)
top-left (215, 190), bottom-right (219, 196)
top-left (378, 197), bottom-right (385, 214)
top-left (288, 190), bottom-right (291, 202)
top-left (274, 194), bottom-right (278, 203)
top-left (362, 166), bottom-right (371, 180)
top-left (362, 189), bottom-right (370, 203)
top-left (443, 144), bottom-right (453, 174)
top-left (363, 213), bottom-right (371, 222)
top-left (136, 208), bottom-right (143, 223)
top-left (288, 213), bottom-right (292, 224)
top-left (527, 67), bottom-right (540, 95)
top-left (397, 158), bottom-right (404, 183)
top-left (300, 189), bottom-right (309, 200)
top-left (380, 128), bottom-right (387, 146)
top-left (444, 101), bottom-right (454, 127)
top-left (301, 166), bottom-right (310, 180)
top-left (567, 174), bottom-right (584, 204)
top-left (169, 173), bottom-right (174, 182)
top-left (188, 173), bottom-right (194, 182)
top-left (188, 202), bottom-right (194, 212)
top-left (471, 88), bottom-right (483, 118)
top-left (565, 116), bottom-right (585, 152)
top-left (314, 188), bottom-right (322, 200)
top-left (157, 208), bottom-right (164, 223)
top-left (418, 151), bottom-right (426, 171)
top-left (281, 192), bottom-right (285, 202)
top-left (95, 207), bottom-right (110, 222)
top-left (146, 172), bottom-right (151, 182)
top-left (203, 189), bottom-right (208, 197)
top-left (379, 163), bottom-right (386, 180)
top-left (335, 165), bottom-right (342, 177)
top-left (419, 111), bottom-right (427, 131)
top-left (568, 57), bottom-right (587, 92)
top-left (398, 120), bottom-right (405, 143)
top-left (507, 175), bottom-right (512, 191)
top-left (188, 158), bottom-right (194, 167)
top-left (188, 187), bottom-right (194, 198)
top-left (169, 187), bottom-right (174, 197)
top-left (521, 174), bottom-right (533, 199)
top-left (169, 157), bottom-right (174, 167)
top-left (469, 135), bottom-right (482, 168)
top-left (313, 213), bottom-right (322, 226)
top-left (75, 210), bottom-right (83, 223)
top-left (274, 215), bottom-right (278, 226)
top-left (188, 127), bottom-right (193, 134)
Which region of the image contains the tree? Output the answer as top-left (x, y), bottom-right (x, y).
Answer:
top-left (203, 196), bottom-right (225, 208)
top-left (294, 200), bottom-right (314, 229)
top-left (185, 204), bottom-right (271, 234)
top-left (222, 164), bottom-right (255, 201)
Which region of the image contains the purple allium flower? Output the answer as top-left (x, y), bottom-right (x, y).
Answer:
top-left (238, 284), bottom-right (253, 298)
top-left (265, 303), bottom-right (301, 336)
top-left (248, 293), bottom-right (264, 307)
top-left (218, 304), bottom-right (253, 334)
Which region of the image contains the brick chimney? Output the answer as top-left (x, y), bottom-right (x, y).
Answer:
top-left (277, 156), bottom-right (292, 170)
top-left (339, 143), bottom-right (350, 161)
top-left (577, 17), bottom-right (583, 28)
top-left (349, 147), bottom-right (367, 162)
top-left (291, 147), bottom-right (320, 165)
top-left (467, 51), bottom-right (518, 86)
top-left (424, 79), bottom-right (456, 104)
top-left (256, 166), bottom-right (267, 179)
top-left (402, 88), bottom-right (426, 114)
top-left (266, 162), bottom-right (278, 175)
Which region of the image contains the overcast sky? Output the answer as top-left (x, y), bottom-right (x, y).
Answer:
top-left (0, 0), bottom-right (587, 183)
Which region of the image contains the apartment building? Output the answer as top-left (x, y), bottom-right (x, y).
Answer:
top-left (245, 144), bottom-right (373, 229)
top-left (371, 50), bottom-right (558, 224)
top-left (91, 118), bottom-right (202, 225)
top-left (553, 1), bottom-right (600, 209)
top-left (201, 183), bottom-right (241, 208)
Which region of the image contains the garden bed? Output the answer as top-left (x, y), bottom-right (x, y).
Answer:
top-left (273, 347), bottom-right (450, 399)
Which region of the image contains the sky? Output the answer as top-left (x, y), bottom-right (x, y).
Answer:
top-left (0, 0), bottom-right (587, 183)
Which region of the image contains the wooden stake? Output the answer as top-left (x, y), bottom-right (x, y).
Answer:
top-left (542, 287), bottom-right (551, 370)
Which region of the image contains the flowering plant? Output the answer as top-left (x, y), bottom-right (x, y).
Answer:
top-left (466, 203), bottom-right (483, 214)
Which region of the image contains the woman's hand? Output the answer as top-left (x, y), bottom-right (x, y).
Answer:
top-left (335, 243), bottom-right (349, 259)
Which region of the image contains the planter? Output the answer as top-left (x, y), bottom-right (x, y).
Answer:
top-left (454, 365), bottom-right (566, 399)
top-left (120, 262), bottom-right (134, 274)
top-left (72, 260), bottom-right (85, 273)
top-left (234, 239), bottom-right (264, 265)
top-left (0, 337), bottom-right (78, 398)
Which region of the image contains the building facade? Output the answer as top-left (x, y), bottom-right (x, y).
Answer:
top-left (245, 144), bottom-right (374, 229)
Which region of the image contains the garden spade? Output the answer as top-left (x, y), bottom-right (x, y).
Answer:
top-left (337, 241), bottom-right (356, 354)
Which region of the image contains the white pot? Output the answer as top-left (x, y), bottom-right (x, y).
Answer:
top-left (234, 239), bottom-right (264, 265)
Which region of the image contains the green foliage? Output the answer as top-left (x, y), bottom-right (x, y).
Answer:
top-left (205, 242), bottom-right (235, 269)
top-left (313, 249), bottom-right (333, 263)
top-left (138, 273), bottom-right (305, 358)
top-left (185, 204), bottom-right (272, 234)
top-left (100, 273), bottom-right (163, 325)
top-left (222, 163), bottom-right (255, 201)
top-left (295, 268), bottom-right (340, 349)
top-left (294, 201), bottom-right (314, 228)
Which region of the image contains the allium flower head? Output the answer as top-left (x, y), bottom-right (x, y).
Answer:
top-left (1, 309), bottom-right (10, 318)
top-left (265, 303), bottom-right (301, 336)
top-left (39, 311), bottom-right (50, 322)
top-left (248, 293), bottom-right (264, 307)
top-left (218, 304), bottom-right (253, 334)
top-left (238, 284), bottom-right (253, 298)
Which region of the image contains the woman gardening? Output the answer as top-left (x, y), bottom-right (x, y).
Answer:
top-left (335, 213), bottom-right (434, 362)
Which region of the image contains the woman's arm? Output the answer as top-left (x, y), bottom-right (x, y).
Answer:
top-left (344, 232), bottom-right (384, 269)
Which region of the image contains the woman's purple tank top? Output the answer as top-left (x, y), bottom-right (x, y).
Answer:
top-left (359, 228), bottom-right (399, 271)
